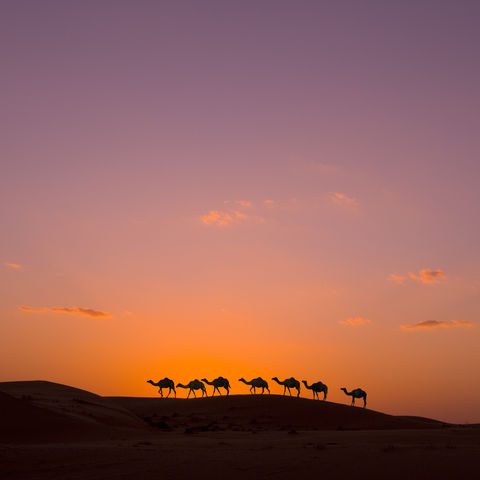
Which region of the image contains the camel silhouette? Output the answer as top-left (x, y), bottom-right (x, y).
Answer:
top-left (341, 387), bottom-right (367, 407)
top-left (146, 378), bottom-right (176, 398)
top-left (176, 379), bottom-right (207, 398)
top-left (238, 377), bottom-right (270, 394)
top-left (302, 380), bottom-right (328, 400)
top-left (272, 377), bottom-right (301, 396)
top-left (201, 377), bottom-right (230, 396)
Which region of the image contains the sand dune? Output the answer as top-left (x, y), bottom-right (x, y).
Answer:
top-left (0, 381), bottom-right (146, 443)
top-left (0, 380), bottom-right (446, 441)
top-left (1, 381), bottom-right (479, 480)
top-left (108, 393), bottom-right (447, 432)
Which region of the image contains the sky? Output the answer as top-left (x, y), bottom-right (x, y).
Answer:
top-left (1, 0), bottom-right (479, 423)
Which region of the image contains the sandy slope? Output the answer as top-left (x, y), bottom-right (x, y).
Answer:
top-left (1, 381), bottom-right (479, 480)
top-left (0, 381), bottom-right (146, 443)
top-left (107, 394), bottom-right (446, 432)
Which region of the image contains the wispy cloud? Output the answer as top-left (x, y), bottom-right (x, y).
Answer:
top-left (4, 262), bottom-right (22, 270)
top-left (50, 307), bottom-right (111, 318)
top-left (401, 320), bottom-right (474, 330)
top-left (409, 269), bottom-right (446, 284)
top-left (19, 306), bottom-right (111, 318)
top-left (329, 192), bottom-right (358, 209)
top-left (19, 306), bottom-right (43, 313)
top-left (389, 274), bottom-right (407, 285)
top-left (389, 269), bottom-right (447, 285)
top-left (201, 200), bottom-right (265, 227)
top-left (233, 200), bottom-right (252, 208)
top-left (338, 317), bottom-right (371, 326)
top-left (201, 210), bottom-right (234, 226)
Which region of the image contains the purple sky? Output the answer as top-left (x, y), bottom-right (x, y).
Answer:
top-left (1, 1), bottom-right (480, 422)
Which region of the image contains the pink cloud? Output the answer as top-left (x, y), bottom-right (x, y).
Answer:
top-left (338, 317), bottom-right (371, 326)
top-left (202, 200), bottom-right (265, 227)
top-left (19, 306), bottom-right (111, 318)
top-left (401, 320), bottom-right (473, 330)
top-left (389, 274), bottom-right (407, 285)
top-left (201, 210), bottom-right (234, 226)
top-left (329, 192), bottom-right (358, 208)
top-left (409, 269), bottom-right (446, 284)
top-left (4, 262), bottom-right (22, 270)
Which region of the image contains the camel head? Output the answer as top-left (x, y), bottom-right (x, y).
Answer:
top-left (146, 379), bottom-right (154, 384)
top-left (238, 377), bottom-right (245, 382)
top-left (340, 387), bottom-right (348, 393)
top-left (272, 376), bottom-right (279, 381)
top-left (302, 380), bottom-right (309, 387)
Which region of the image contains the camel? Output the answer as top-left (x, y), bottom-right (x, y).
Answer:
top-left (176, 379), bottom-right (207, 398)
top-left (341, 387), bottom-right (367, 407)
top-left (146, 378), bottom-right (176, 398)
top-left (201, 377), bottom-right (230, 396)
top-left (272, 377), bottom-right (301, 396)
top-left (238, 377), bottom-right (270, 394)
top-left (302, 380), bottom-right (328, 400)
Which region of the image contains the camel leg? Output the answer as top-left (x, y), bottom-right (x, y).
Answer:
top-left (166, 388), bottom-right (171, 398)
top-left (187, 389), bottom-right (191, 399)
top-left (158, 388), bottom-right (163, 398)
top-left (173, 387), bottom-right (176, 398)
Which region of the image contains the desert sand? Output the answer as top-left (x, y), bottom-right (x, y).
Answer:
top-left (1, 381), bottom-right (479, 479)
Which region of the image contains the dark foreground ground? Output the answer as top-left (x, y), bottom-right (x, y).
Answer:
top-left (1, 381), bottom-right (479, 480)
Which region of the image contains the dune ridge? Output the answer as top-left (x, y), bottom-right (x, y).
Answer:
top-left (0, 381), bottom-right (448, 444)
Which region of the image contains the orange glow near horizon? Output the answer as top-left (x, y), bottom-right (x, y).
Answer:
top-left (1, 1), bottom-right (480, 426)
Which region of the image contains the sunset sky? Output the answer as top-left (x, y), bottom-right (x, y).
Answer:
top-left (1, 1), bottom-right (480, 423)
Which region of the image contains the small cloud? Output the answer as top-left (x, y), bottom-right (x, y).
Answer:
top-left (19, 306), bottom-right (45, 313)
top-left (4, 262), bottom-right (22, 270)
top-left (401, 320), bottom-right (474, 330)
top-left (50, 307), bottom-right (111, 318)
top-left (223, 200), bottom-right (253, 208)
top-left (264, 199), bottom-right (277, 207)
top-left (389, 274), bottom-right (407, 285)
top-left (201, 201), bottom-right (264, 227)
top-left (234, 200), bottom-right (252, 208)
top-left (338, 317), bottom-right (371, 326)
top-left (19, 306), bottom-right (111, 318)
top-left (329, 192), bottom-right (358, 208)
top-left (452, 320), bottom-right (474, 327)
top-left (234, 211), bottom-right (248, 220)
top-left (409, 269), bottom-right (446, 284)
top-left (201, 210), bottom-right (234, 226)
